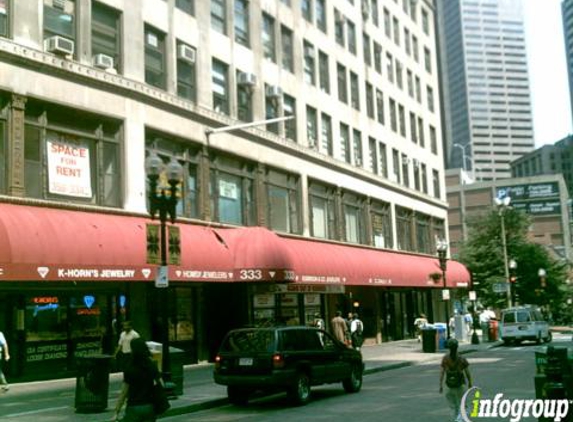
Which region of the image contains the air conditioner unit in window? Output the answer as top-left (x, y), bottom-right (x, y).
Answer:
top-left (238, 72), bottom-right (257, 87)
top-left (53, 0), bottom-right (66, 10)
top-left (265, 85), bottom-right (283, 99)
top-left (44, 36), bottom-right (74, 56)
top-left (355, 157), bottom-right (363, 167)
top-left (93, 54), bottom-right (114, 70)
top-left (177, 44), bottom-right (196, 64)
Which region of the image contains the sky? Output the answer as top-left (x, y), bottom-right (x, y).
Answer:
top-left (523, 0), bottom-right (573, 146)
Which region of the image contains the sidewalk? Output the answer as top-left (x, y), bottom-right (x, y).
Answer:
top-left (0, 338), bottom-right (499, 422)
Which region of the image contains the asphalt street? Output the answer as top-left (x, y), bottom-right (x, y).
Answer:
top-left (161, 335), bottom-right (571, 422)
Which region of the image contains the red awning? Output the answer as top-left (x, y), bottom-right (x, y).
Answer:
top-left (282, 236), bottom-right (470, 288)
top-left (0, 203), bottom-right (234, 282)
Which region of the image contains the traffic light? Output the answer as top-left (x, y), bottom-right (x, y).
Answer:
top-left (509, 275), bottom-right (517, 283)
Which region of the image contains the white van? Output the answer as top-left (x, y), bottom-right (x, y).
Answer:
top-left (499, 306), bottom-right (551, 345)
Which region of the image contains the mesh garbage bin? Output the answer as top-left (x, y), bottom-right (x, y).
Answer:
top-left (75, 354), bottom-right (112, 413)
top-left (422, 327), bottom-right (437, 353)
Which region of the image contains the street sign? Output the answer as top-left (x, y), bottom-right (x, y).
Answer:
top-left (155, 265), bottom-right (169, 288)
top-left (442, 289), bottom-right (450, 300)
top-left (168, 225), bottom-right (181, 265)
top-left (469, 291), bottom-right (477, 301)
top-left (146, 224), bottom-right (160, 264)
top-left (492, 282), bottom-right (508, 293)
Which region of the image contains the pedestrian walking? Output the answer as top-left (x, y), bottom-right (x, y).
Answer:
top-left (350, 313), bottom-right (364, 351)
top-left (439, 339), bottom-right (472, 422)
top-left (312, 313), bottom-right (325, 330)
top-left (0, 331), bottom-right (9, 392)
top-left (113, 337), bottom-right (163, 422)
top-left (114, 321), bottom-right (140, 370)
top-left (413, 313), bottom-right (428, 342)
top-left (331, 311), bottom-right (349, 345)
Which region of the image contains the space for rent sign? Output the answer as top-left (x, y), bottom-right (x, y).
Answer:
top-left (47, 139), bottom-right (92, 198)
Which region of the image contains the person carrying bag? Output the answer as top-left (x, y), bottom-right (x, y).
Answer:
top-left (113, 338), bottom-right (170, 422)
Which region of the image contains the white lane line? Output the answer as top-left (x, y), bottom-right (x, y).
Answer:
top-left (3, 406), bottom-right (69, 417)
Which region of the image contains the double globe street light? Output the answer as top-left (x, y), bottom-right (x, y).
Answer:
top-left (436, 238), bottom-right (450, 339)
top-left (145, 150), bottom-right (183, 394)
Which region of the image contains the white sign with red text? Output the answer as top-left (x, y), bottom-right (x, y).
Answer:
top-left (47, 139), bottom-right (92, 198)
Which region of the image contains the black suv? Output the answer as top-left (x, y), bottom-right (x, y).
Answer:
top-left (213, 326), bottom-right (363, 406)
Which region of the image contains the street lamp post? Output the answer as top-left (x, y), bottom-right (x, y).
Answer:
top-left (145, 150), bottom-right (183, 394)
top-left (494, 196), bottom-right (512, 308)
top-left (436, 238), bottom-right (450, 339)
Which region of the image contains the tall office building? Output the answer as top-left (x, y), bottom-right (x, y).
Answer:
top-left (563, 0), bottom-right (573, 123)
top-left (437, 0), bottom-right (534, 181)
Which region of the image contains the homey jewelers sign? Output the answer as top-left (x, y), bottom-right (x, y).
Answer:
top-left (47, 137), bottom-right (92, 198)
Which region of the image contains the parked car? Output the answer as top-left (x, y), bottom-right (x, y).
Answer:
top-left (213, 326), bottom-right (364, 406)
top-left (499, 306), bottom-right (551, 345)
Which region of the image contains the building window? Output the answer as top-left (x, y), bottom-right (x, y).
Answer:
top-left (265, 168), bottom-right (300, 234)
top-left (210, 153), bottom-right (255, 226)
top-left (316, 0), bottom-right (327, 32)
top-left (412, 35), bottom-right (419, 62)
top-left (318, 50), bottom-right (330, 93)
top-left (334, 9), bottom-right (345, 46)
top-left (0, 0), bottom-right (8, 37)
top-left (415, 213), bottom-right (431, 253)
top-left (409, 112), bottom-right (417, 143)
top-left (418, 117), bottom-right (425, 147)
top-left (303, 41), bottom-right (316, 85)
top-left (301, 0), bottom-right (312, 21)
top-left (413, 160), bottom-right (420, 190)
top-left (265, 84), bottom-right (280, 134)
top-left (353, 129), bottom-right (362, 167)
top-left (424, 47), bottom-right (431, 73)
top-left (176, 0), bottom-right (194, 14)
top-left (366, 83), bottom-right (374, 119)
top-left (373, 42), bottom-right (382, 73)
top-left (379, 141), bottom-right (388, 178)
top-left (398, 104), bottom-right (406, 137)
top-left (44, 0), bottom-right (75, 46)
top-left (432, 169), bottom-right (440, 198)
top-left (396, 207), bottom-right (413, 251)
top-left (404, 28), bottom-right (410, 55)
top-left (421, 163), bottom-right (427, 193)
top-left (376, 89), bottom-right (385, 125)
top-left (422, 8), bottom-right (429, 35)
top-left (280, 25), bottom-right (294, 72)
top-left (340, 123), bottom-right (350, 163)
top-left (363, 32), bottom-right (371, 66)
top-left (347, 20), bottom-right (356, 54)
top-left (343, 192), bottom-right (366, 244)
top-left (144, 25), bottom-right (166, 89)
top-left (371, 200), bottom-right (392, 248)
top-left (392, 148), bottom-right (400, 183)
top-left (427, 86), bottom-right (435, 112)
top-left (283, 94), bottom-right (296, 141)
top-left (236, 70), bottom-right (253, 121)
top-left (407, 69), bottom-right (413, 97)
top-left (389, 98), bottom-right (397, 132)
top-left (430, 126), bottom-right (438, 154)
top-left (350, 72), bottom-right (360, 110)
top-left (395, 60), bottom-right (403, 90)
top-left (369, 137), bottom-right (378, 174)
top-left (337, 63), bottom-right (348, 104)
top-left (212, 59), bottom-right (229, 114)
top-left (234, 0), bottom-right (249, 46)
top-left (309, 181), bottom-right (337, 240)
top-left (177, 42), bottom-right (196, 101)
top-left (24, 101), bottom-right (121, 207)
top-left (392, 17), bottom-right (399, 45)
top-left (211, 0), bottom-right (227, 34)
top-left (321, 112), bottom-right (333, 156)
top-left (262, 13), bottom-right (276, 62)
top-left (401, 153), bottom-right (409, 187)
top-left (383, 8), bottom-right (391, 38)
top-left (306, 106), bottom-right (318, 148)
top-left (0, 101), bottom-right (6, 193)
top-left (146, 134), bottom-right (199, 218)
top-left (92, 2), bottom-right (121, 73)
top-left (415, 76), bottom-right (421, 103)
top-left (371, 0), bottom-right (379, 26)
top-left (386, 52), bottom-right (394, 82)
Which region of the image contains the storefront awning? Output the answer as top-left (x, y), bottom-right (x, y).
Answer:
top-left (281, 236), bottom-right (470, 288)
top-left (0, 203), bottom-right (236, 282)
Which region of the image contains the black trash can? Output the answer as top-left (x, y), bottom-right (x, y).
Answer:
top-left (422, 328), bottom-right (437, 353)
top-left (75, 354), bottom-right (112, 413)
top-left (170, 346), bottom-right (184, 396)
